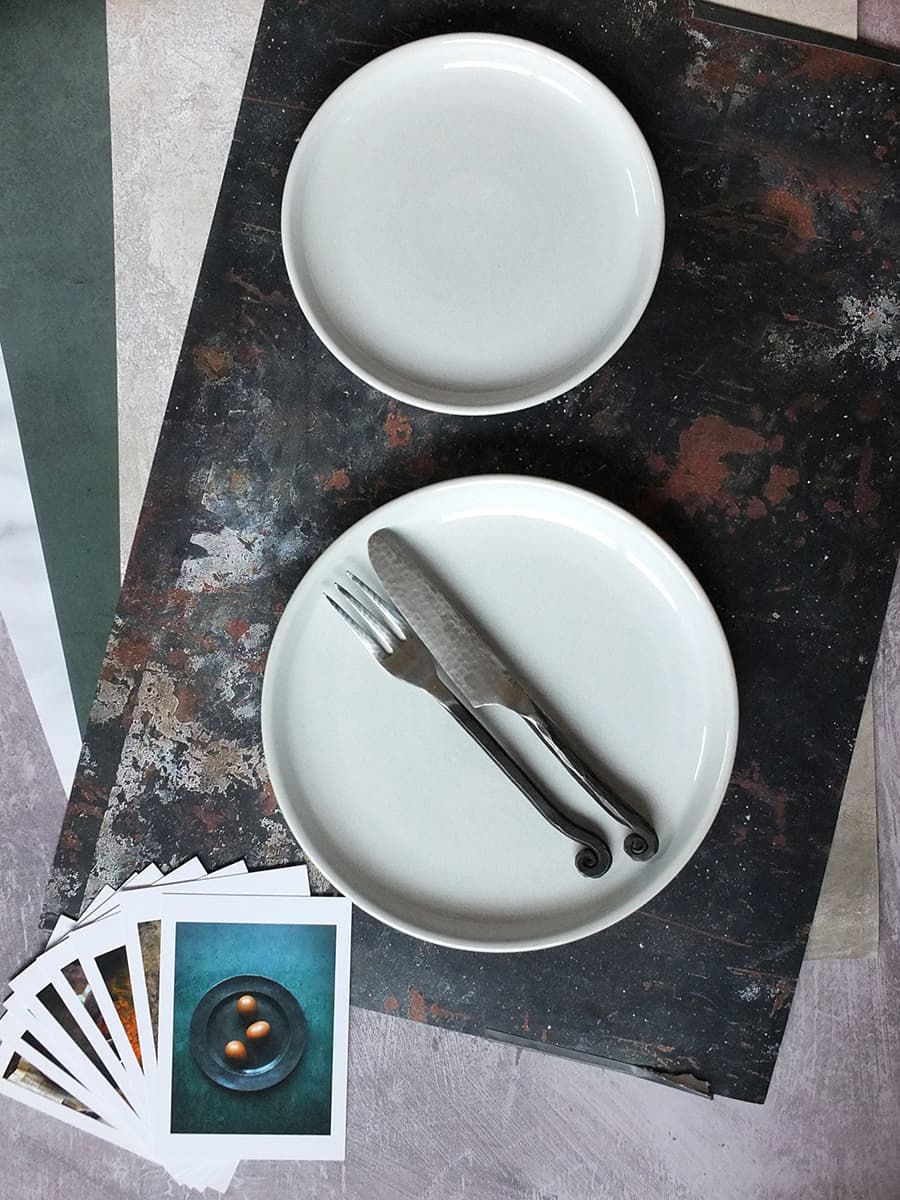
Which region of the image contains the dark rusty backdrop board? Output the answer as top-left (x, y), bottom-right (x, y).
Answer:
top-left (44, 0), bottom-right (899, 1101)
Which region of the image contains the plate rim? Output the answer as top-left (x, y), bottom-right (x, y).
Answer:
top-left (280, 32), bottom-right (666, 416)
top-left (261, 474), bottom-right (739, 953)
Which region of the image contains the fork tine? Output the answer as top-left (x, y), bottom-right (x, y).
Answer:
top-left (325, 594), bottom-right (385, 659)
top-left (334, 583), bottom-right (396, 653)
top-left (345, 570), bottom-right (406, 639)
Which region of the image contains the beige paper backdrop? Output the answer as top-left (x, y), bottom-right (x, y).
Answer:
top-left (715, 0), bottom-right (857, 38)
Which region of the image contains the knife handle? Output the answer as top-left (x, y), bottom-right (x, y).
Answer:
top-left (442, 697), bottom-right (612, 879)
top-left (524, 711), bottom-right (659, 860)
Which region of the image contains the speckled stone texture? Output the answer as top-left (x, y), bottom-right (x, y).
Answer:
top-left (44, 0), bottom-right (900, 1103)
top-left (0, 616), bottom-right (67, 1002)
top-left (107, 0), bottom-right (262, 567)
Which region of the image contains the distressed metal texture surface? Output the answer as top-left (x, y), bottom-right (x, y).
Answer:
top-left (44, 0), bottom-right (900, 1101)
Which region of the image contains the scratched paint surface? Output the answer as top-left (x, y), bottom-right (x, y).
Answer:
top-left (44, 0), bottom-right (899, 1101)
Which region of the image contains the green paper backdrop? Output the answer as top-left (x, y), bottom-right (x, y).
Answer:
top-left (0, 0), bottom-right (119, 730)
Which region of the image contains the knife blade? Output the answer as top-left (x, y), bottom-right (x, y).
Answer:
top-left (368, 528), bottom-right (535, 715)
top-left (367, 527), bottom-right (659, 859)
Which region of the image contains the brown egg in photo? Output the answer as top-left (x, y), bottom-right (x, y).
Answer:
top-left (236, 994), bottom-right (257, 1018)
top-left (224, 1040), bottom-right (247, 1062)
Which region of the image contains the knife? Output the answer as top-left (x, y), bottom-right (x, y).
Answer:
top-left (368, 527), bottom-right (659, 859)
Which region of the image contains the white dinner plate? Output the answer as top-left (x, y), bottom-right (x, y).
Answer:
top-left (262, 477), bottom-right (738, 952)
top-left (281, 34), bottom-right (664, 414)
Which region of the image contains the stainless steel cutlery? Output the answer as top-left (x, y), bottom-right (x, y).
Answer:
top-left (367, 528), bottom-right (659, 860)
top-left (326, 572), bottom-right (612, 878)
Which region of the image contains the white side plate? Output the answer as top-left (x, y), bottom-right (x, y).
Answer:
top-left (282, 34), bottom-right (665, 414)
top-left (262, 477), bottom-right (738, 952)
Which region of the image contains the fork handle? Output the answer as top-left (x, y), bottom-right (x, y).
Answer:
top-left (524, 711), bottom-right (659, 860)
top-left (443, 696), bottom-right (612, 879)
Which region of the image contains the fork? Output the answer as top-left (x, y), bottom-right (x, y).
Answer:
top-left (327, 572), bottom-right (612, 878)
